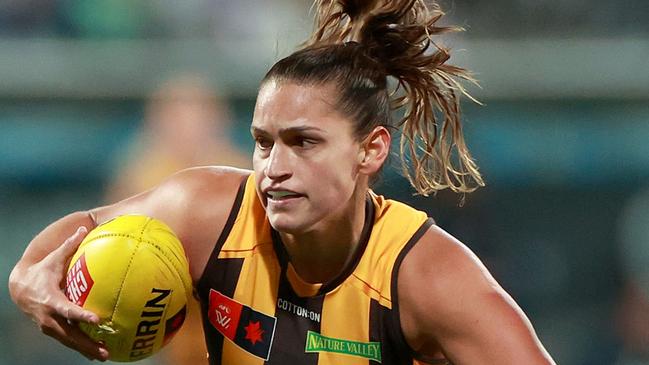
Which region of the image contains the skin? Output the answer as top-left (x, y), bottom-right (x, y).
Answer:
top-left (251, 80), bottom-right (388, 282)
top-left (8, 81), bottom-right (555, 364)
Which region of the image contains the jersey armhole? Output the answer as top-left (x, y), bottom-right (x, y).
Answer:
top-left (196, 175), bottom-right (249, 296)
top-left (389, 218), bottom-right (452, 365)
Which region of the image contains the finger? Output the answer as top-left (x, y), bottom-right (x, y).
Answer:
top-left (50, 226), bottom-right (90, 279)
top-left (55, 226), bottom-right (89, 259)
top-left (54, 298), bottom-right (100, 325)
top-left (54, 316), bottom-right (110, 361)
top-left (40, 316), bottom-right (109, 361)
top-left (61, 319), bottom-right (110, 361)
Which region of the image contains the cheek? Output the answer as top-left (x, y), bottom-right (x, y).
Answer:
top-left (252, 151), bottom-right (269, 177)
top-left (252, 154), bottom-right (266, 198)
top-left (252, 153), bottom-right (262, 173)
top-left (308, 149), bottom-right (359, 198)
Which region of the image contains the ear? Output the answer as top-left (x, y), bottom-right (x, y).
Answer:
top-left (358, 126), bottom-right (391, 175)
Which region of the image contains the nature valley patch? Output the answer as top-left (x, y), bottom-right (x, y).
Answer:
top-left (304, 330), bottom-right (381, 363)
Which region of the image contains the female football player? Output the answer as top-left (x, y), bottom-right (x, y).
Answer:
top-left (9, 1), bottom-right (556, 363)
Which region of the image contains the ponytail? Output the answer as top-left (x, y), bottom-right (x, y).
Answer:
top-left (266, 0), bottom-right (485, 195)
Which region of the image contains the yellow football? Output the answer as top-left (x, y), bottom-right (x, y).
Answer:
top-left (64, 215), bottom-right (192, 362)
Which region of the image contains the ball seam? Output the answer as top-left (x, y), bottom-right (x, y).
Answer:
top-left (82, 232), bottom-right (191, 295)
top-left (107, 218), bottom-right (152, 324)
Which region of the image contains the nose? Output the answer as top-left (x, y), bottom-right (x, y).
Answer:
top-left (265, 144), bottom-right (292, 181)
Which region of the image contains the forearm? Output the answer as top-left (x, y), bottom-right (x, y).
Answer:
top-left (9, 211), bottom-right (97, 301)
top-left (7, 210), bottom-right (109, 360)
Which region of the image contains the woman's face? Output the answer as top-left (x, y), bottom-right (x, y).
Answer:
top-left (252, 80), bottom-right (365, 234)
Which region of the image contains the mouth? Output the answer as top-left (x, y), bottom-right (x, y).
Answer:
top-left (265, 190), bottom-right (304, 203)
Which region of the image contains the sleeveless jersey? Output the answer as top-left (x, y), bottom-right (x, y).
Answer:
top-left (197, 174), bottom-right (438, 365)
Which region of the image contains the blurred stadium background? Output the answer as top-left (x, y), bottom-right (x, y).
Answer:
top-left (1, 1), bottom-right (648, 364)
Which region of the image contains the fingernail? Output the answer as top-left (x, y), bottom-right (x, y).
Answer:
top-left (99, 348), bottom-right (109, 359)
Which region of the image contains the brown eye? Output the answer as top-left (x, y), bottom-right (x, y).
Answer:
top-left (295, 137), bottom-right (317, 148)
top-left (256, 137), bottom-right (273, 150)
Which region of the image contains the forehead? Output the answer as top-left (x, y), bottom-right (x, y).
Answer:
top-left (252, 80), bottom-right (352, 133)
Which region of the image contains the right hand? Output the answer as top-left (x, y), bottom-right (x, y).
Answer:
top-left (9, 226), bottom-right (109, 361)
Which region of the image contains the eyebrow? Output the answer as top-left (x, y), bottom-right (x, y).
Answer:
top-left (250, 125), bottom-right (326, 135)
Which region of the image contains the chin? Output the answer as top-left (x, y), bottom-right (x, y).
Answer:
top-left (267, 214), bottom-right (310, 235)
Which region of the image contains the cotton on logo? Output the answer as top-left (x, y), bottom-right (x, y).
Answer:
top-left (65, 254), bottom-right (94, 306)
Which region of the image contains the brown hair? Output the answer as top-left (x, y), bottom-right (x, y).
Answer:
top-left (262, 0), bottom-right (484, 195)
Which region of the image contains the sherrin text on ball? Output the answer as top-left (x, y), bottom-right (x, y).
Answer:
top-left (64, 215), bottom-right (192, 362)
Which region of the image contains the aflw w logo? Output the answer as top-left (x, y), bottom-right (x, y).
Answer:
top-left (207, 289), bottom-right (277, 361)
top-left (214, 304), bottom-right (232, 329)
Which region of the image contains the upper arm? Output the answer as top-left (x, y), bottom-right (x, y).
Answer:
top-left (397, 225), bottom-right (555, 365)
top-left (92, 166), bottom-right (250, 281)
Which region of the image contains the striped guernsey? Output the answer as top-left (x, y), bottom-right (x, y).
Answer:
top-left (197, 174), bottom-right (436, 365)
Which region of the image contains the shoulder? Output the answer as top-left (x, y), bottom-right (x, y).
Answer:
top-left (153, 165), bottom-right (250, 204)
top-left (399, 225), bottom-right (495, 299)
top-left (100, 165), bottom-right (251, 224)
top-left (397, 225), bottom-right (554, 363)
top-left (397, 225), bottom-right (499, 342)
top-left (93, 166), bottom-right (252, 281)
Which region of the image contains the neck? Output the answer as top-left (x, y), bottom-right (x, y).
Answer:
top-left (279, 186), bottom-right (368, 284)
